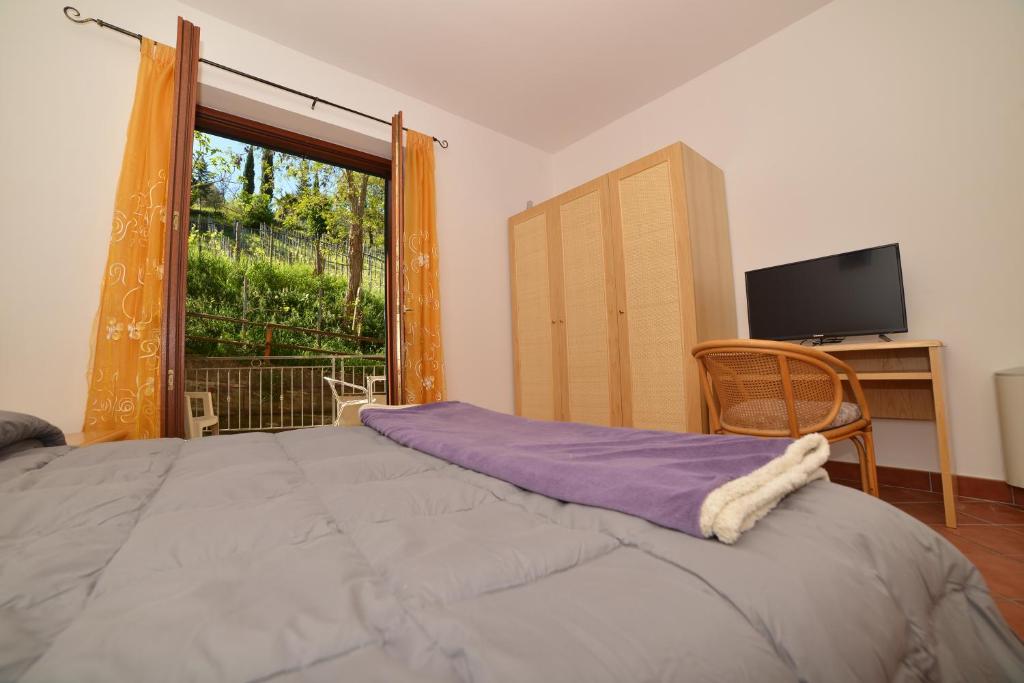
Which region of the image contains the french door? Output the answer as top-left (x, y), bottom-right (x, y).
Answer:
top-left (159, 16), bottom-right (401, 434)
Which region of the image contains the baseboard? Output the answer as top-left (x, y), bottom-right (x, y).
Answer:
top-left (823, 460), bottom-right (1024, 508)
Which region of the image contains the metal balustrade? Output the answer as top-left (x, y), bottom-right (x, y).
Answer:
top-left (184, 355), bottom-right (385, 433)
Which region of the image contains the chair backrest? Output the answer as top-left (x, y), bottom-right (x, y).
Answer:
top-left (183, 392), bottom-right (200, 439)
top-left (366, 375), bottom-right (387, 398)
top-left (184, 391), bottom-right (214, 417)
top-left (323, 376), bottom-right (368, 402)
top-left (692, 339), bottom-right (853, 437)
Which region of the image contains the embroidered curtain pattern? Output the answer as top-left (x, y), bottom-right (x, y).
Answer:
top-left (401, 131), bottom-right (446, 403)
top-left (83, 39), bottom-right (174, 439)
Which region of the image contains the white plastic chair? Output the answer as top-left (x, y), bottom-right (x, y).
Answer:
top-left (185, 391), bottom-right (220, 439)
top-left (366, 375), bottom-right (387, 401)
top-left (324, 376), bottom-right (371, 426)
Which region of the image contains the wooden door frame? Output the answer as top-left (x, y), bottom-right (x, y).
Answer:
top-left (161, 100), bottom-right (393, 436)
top-left (387, 113), bottom-right (405, 406)
top-left (160, 17), bottom-right (201, 438)
top-left (194, 107), bottom-right (392, 176)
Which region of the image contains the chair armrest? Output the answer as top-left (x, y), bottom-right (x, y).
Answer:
top-left (324, 377), bottom-right (370, 399)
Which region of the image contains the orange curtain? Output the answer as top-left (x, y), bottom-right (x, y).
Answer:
top-left (83, 39), bottom-right (175, 439)
top-left (401, 131), bottom-right (446, 403)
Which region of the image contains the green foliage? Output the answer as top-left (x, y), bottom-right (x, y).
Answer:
top-left (191, 131), bottom-right (241, 208)
top-left (357, 175), bottom-right (386, 249)
top-left (230, 192), bottom-right (274, 229)
top-left (285, 190), bottom-right (333, 240)
top-left (191, 132), bottom-right (226, 209)
top-left (186, 232), bottom-right (385, 357)
top-left (187, 132), bottom-right (388, 358)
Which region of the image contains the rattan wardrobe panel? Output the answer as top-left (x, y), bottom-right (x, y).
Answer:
top-left (558, 185), bottom-right (617, 426)
top-left (510, 212), bottom-right (557, 420)
top-left (614, 161), bottom-right (688, 430)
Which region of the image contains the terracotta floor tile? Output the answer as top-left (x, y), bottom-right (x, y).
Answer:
top-left (929, 526), bottom-right (997, 561)
top-left (995, 599), bottom-right (1024, 641)
top-left (878, 486), bottom-right (942, 504)
top-left (894, 502), bottom-right (988, 526)
top-left (967, 553), bottom-right (1024, 599)
top-left (948, 525), bottom-right (1024, 557)
top-left (955, 500), bottom-right (1024, 525)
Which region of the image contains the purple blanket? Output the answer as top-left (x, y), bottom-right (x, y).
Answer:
top-left (361, 402), bottom-right (829, 541)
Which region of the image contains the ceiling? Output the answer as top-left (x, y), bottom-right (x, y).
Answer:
top-left (186, 0), bottom-right (832, 152)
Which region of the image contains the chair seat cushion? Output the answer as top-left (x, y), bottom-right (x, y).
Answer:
top-left (721, 399), bottom-right (862, 432)
top-left (829, 401), bottom-right (863, 429)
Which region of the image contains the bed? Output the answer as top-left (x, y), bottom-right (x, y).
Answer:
top-left (1, 408), bottom-right (1022, 682)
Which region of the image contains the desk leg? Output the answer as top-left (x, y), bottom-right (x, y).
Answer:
top-left (929, 347), bottom-right (958, 528)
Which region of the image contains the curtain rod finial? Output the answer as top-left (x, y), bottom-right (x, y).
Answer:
top-left (436, 138), bottom-right (449, 149)
top-left (64, 6), bottom-right (91, 24)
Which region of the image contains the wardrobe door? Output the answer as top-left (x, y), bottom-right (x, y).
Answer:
top-left (509, 208), bottom-right (560, 420)
top-left (609, 145), bottom-right (702, 432)
top-left (553, 179), bottom-right (621, 426)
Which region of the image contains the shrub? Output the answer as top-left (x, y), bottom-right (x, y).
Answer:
top-left (186, 233), bottom-right (385, 357)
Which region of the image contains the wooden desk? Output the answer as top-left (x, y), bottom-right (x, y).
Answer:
top-left (824, 340), bottom-right (957, 527)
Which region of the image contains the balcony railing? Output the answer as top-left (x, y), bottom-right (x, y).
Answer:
top-left (186, 311), bottom-right (384, 357)
top-left (184, 355), bottom-right (385, 433)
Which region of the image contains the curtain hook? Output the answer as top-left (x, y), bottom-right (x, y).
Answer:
top-left (310, 97), bottom-right (319, 111)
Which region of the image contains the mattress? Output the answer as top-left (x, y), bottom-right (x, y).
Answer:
top-left (1, 426), bottom-right (1021, 682)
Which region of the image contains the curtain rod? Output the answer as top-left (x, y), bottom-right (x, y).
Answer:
top-left (63, 6), bottom-right (449, 149)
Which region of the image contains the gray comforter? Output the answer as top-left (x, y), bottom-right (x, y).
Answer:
top-left (1, 427), bottom-right (1021, 682)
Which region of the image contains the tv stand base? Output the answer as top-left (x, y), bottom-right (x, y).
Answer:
top-left (809, 336), bottom-right (846, 346)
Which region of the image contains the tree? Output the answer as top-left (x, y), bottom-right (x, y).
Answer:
top-left (284, 189), bottom-right (332, 275)
top-left (260, 149), bottom-right (275, 200)
top-left (190, 132), bottom-right (227, 213)
top-left (294, 158), bottom-right (310, 194)
top-left (241, 145), bottom-right (255, 196)
top-left (341, 170), bottom-right (370, 331)
top-left (233, 193), bottom-right (274, 230)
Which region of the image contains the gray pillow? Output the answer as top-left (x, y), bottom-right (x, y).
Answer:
top-left (0, 411), bottom-right (66, 455)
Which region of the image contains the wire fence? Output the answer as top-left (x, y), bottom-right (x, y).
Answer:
top-left (191, 219), bottom-right (385, 292)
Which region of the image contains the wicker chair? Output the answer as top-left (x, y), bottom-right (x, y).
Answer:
top-left (692, 339), bottom-right (879, 496)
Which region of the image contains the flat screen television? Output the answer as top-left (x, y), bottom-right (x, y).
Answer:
top-left (745, 244), bottom-right (907, 341)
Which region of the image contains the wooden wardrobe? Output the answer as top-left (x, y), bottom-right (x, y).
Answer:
top-left (509, 142), bottom-right (736, 432)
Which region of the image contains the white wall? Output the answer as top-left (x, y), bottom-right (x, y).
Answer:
top-left (552, 0), bottom-right (1024, 479)
top-left (0, 0), bottom-right (549, 432)
top-left (1, 0), bottom-right (1020, 482)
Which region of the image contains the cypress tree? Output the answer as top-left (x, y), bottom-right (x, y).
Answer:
top-left (242, 146), bottom-right (255, 195)
top-left (260, 149), bottom-right (275, 199)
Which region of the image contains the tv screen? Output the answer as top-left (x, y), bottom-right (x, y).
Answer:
top-left (745, 244), bottom-right (907, 341)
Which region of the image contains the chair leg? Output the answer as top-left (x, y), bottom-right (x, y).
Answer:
top-left (851, 436), bottom-right (870, 494)
top-left (862, 429), bottom-right (880, 497)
